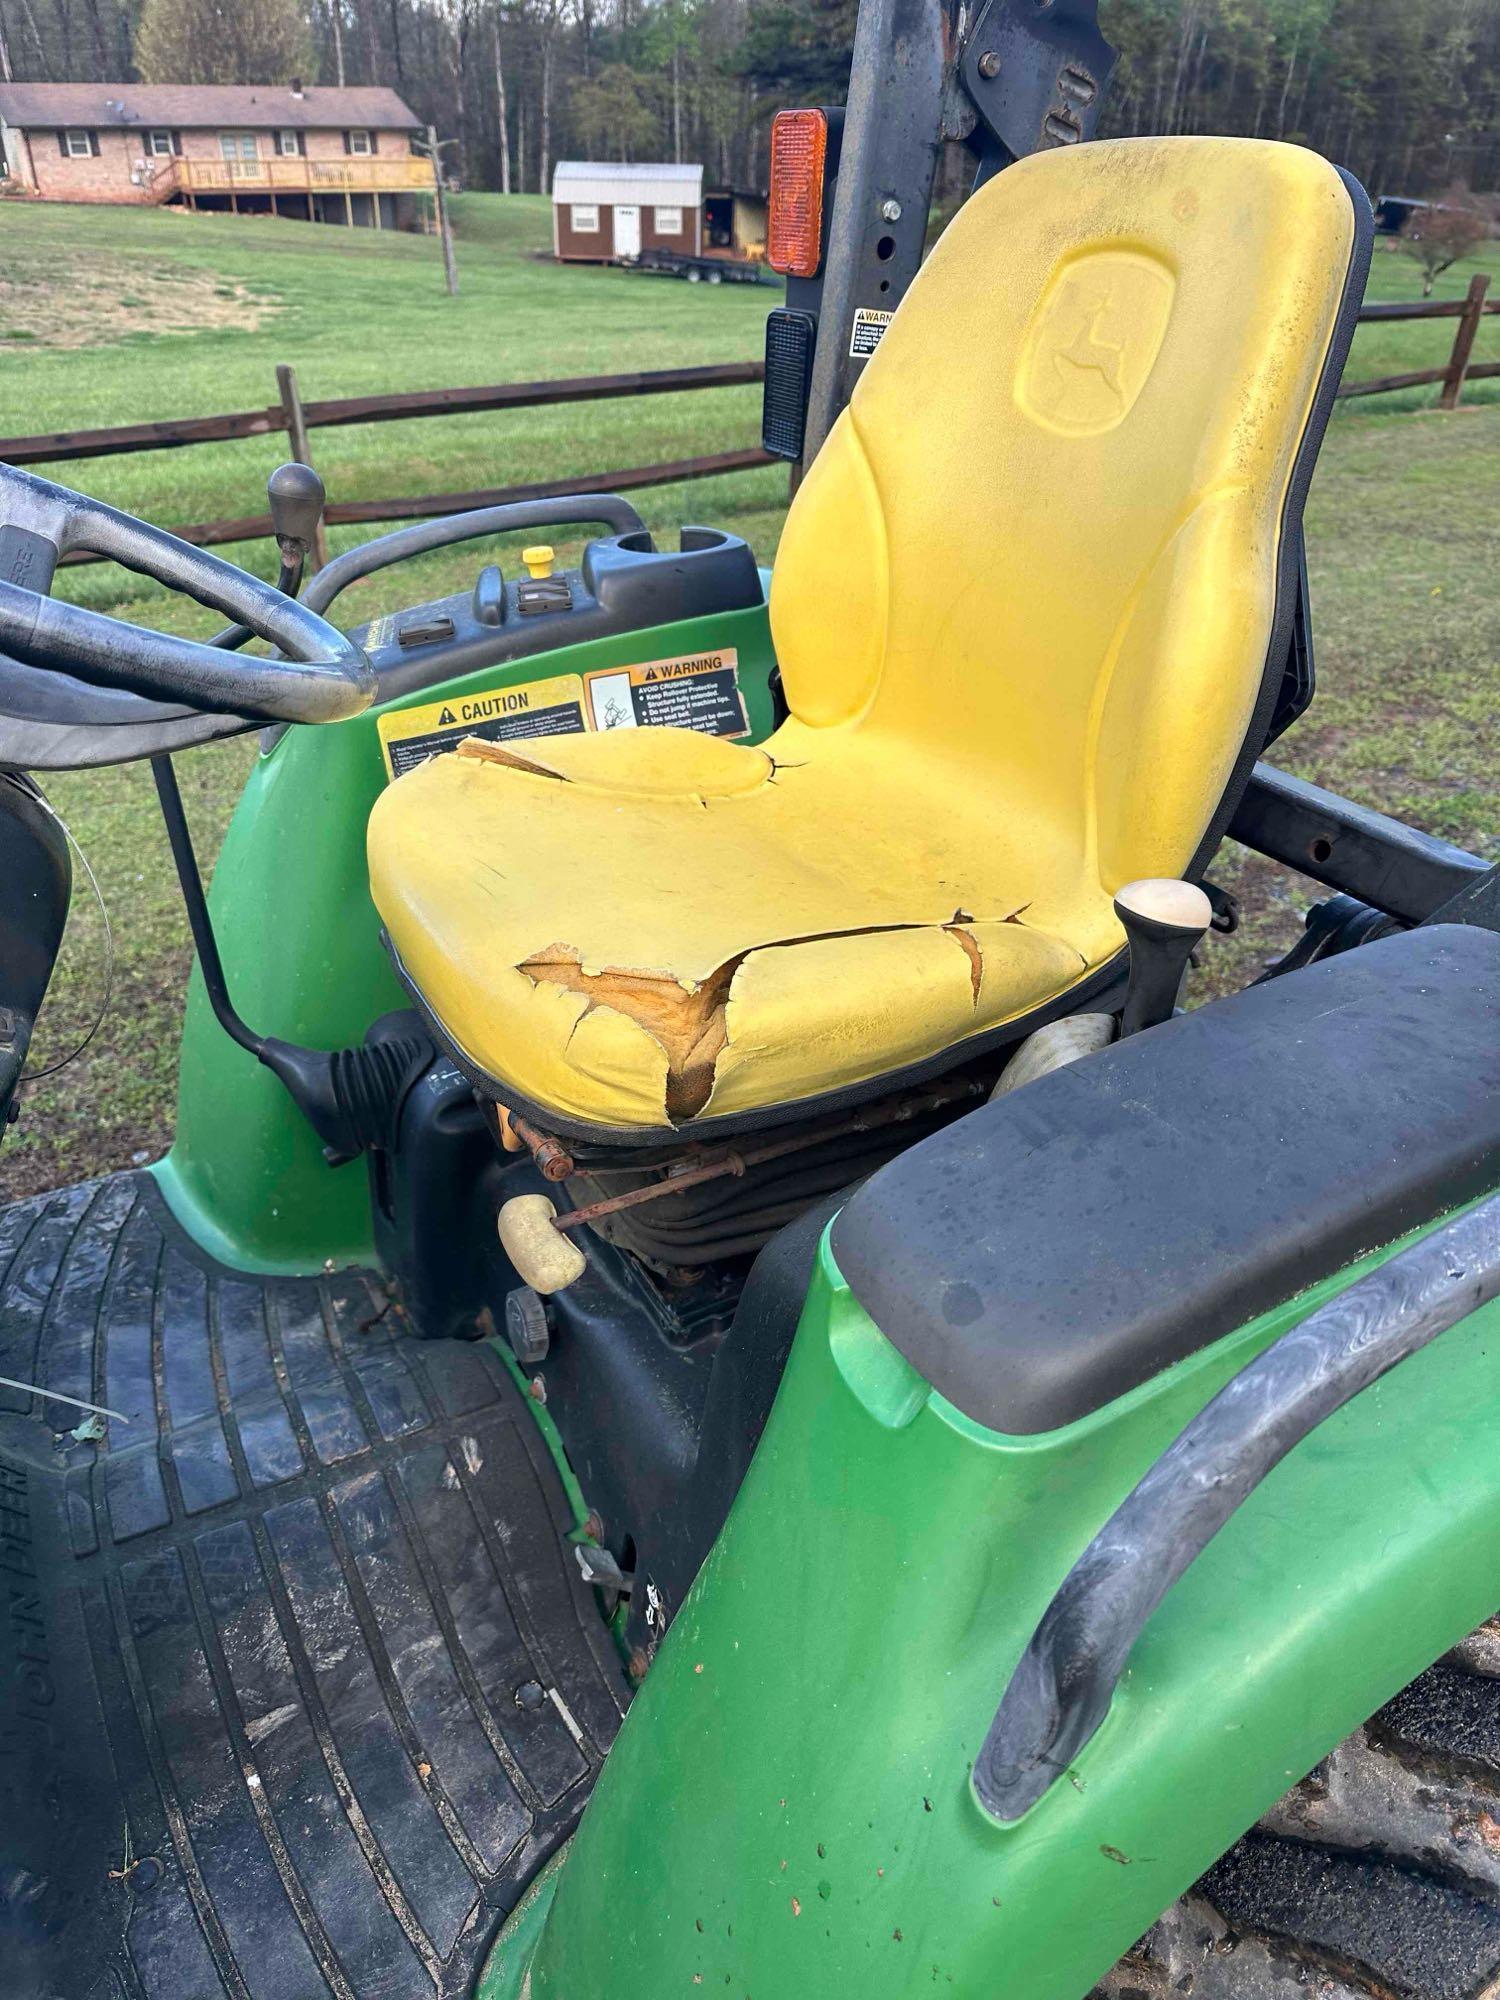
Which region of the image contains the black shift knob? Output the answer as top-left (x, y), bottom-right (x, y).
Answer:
top-left (267, 462), bottom-right (326, 558)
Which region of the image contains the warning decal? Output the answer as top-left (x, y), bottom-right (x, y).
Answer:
top-left (378, 673), bottom-right (586, 779)
top-left (584, 648), bottom-right (747, 739)
top-left (849, 307), bottom-right (894, 359)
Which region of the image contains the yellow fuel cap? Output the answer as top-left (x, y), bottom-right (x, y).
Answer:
top-left (521, 545), bottom-right (555, 580)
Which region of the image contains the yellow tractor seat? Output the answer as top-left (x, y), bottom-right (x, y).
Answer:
top-left (368, 136), bottom-right (1370, 1137)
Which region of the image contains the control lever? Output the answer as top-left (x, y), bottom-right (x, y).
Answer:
top-left (211, 463), bottom-right (326, 651)
top-left (267, 461), bottom-right (326, 573)
top-left (473, 563), bottom-right (505, 627)
top-left (1113, 878), bottom-right (1212, 1036)
top-left (151, 457), bottom-right (402, 1164)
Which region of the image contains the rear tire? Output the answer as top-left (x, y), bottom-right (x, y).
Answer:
top-left (1097, 1619), bottom-right (1500, 2000)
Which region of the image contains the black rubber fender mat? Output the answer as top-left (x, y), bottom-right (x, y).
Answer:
top-left (0, 1173), bottom-right (629, 2000)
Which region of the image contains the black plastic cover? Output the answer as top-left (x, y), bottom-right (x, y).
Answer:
top-left (761, 308), bottom-right (818, 461)
top-left (832, 925), bottom-right (1500, 1434)
top-left (0, 773), bottom-right (70, 1102)
top-left (1263, 527), bottom-right (1315, 744)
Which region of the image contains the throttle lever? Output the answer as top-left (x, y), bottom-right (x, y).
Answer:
top-left (267, 462), bottom-right (326, 569)
top-left (211, 463), bottom-right (326, 653)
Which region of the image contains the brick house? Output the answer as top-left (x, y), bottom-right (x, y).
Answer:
top-left (552, 162), bottom-right (704, 262)
top-left (0, 82), bottom-right (434, 228)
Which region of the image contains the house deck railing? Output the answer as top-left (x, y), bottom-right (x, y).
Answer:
top-left (161, 156), bottom-right (436, 197)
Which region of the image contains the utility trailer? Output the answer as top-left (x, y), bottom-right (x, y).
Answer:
top-left (629, 245), bottom-right (771, 283)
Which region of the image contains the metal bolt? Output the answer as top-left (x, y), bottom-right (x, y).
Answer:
top-left (977, 49), bottom-right (1000, 77)
top-left (531, 1135), bottom-right (575, 1182)
top-left (123, 1855), bottom-right (163, 1894)
top-left (510, 1112), bottom-right (575, 1181)
top-left (880, 198), bottom-right (902, 222)
top-left (583, 1510), bottom-right (604, 1542)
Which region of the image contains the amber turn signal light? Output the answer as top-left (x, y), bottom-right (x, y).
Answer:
top-left (768, 109), bottom-right (828, 279)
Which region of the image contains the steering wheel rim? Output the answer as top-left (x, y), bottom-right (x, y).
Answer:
top-left (0, 465), bottom-right (374, 726)
top-left (299, 493), bottom-right (649, 619)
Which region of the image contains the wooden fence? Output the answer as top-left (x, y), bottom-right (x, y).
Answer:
top-left (1339, 274), bottom-right (1496, 407)
top-left (2, 277), bottom-right (1492, 566)
top-left (6, 360), bottom-right (773, 566)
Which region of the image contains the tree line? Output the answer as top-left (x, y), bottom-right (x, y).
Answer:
top-left (1, 0), bottom-right (1496, 203)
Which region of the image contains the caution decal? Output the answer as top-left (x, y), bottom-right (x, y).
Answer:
top-left (378, 673), bottom-right (587, 779)
top-left (584, 648), bottom-right (747, 739)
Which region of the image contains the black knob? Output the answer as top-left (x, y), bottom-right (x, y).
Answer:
top-left (472, 563), bottom-right (505, 627)
top-left (504, 1285), bottom-right (552, 1367)
top-left (1113, 878), bottom-right (1213, 1037)
top-left (267, 461), bottom-right (326, 558)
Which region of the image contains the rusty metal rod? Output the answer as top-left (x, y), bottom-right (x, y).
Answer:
top-left (549, 1077), bottom-right (986, 1232)
top-left (508, 1112), bottom-right (576, 1182)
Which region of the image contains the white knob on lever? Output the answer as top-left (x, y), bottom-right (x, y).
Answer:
top-left (1113, 877), bottom-right (1213, 1037)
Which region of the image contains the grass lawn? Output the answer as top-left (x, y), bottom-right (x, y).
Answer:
top-left (0, 197), bottom-right (1495, 1200)
top-left (0, 191), bottom-right (785, 618)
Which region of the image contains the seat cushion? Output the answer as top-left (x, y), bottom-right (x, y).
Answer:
top-left (367, 729), bottom-right (1100, 1129)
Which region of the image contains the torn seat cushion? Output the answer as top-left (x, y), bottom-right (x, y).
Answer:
top-left (367, 729), bottom-right (1095, 1127)
top-left (366, 136), bottom-right (1367, 1133)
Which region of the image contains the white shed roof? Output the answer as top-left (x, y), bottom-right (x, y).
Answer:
top-left (552, 161), bottom-right (703, 208)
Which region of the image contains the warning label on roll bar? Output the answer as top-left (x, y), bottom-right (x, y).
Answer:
top-left (378, 673), bottom-right (586, 779)
top-left (849, 307), bottom-right (894, 359)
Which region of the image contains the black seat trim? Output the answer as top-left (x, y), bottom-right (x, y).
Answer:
top-left (831, 926), bottom-right (1500, 1435)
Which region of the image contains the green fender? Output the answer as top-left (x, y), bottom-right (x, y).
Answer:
top-left (153, 598), bottom-right (778, 1274)
top-left (484, 1210), bottom-right (1500, 1998)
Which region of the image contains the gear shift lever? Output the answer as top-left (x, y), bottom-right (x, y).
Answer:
top-left (207, 464), bottom-right (327, 650)
top-left (1113, 878), bottom-right (1213, 1036)
top-left (267, 462), bottom-right (326, 574)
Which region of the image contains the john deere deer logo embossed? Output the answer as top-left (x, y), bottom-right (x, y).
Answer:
top-left (1019, 250), bottom-right (1175, 436)
top-left (1054, 296), bottom-right (1128, 401)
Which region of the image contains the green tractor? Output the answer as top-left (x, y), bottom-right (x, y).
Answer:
top-left (3, 4), bottom-right (1498, 1996)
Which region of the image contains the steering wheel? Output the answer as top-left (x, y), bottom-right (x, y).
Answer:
top-left (0, 465), bottom-right (373, 726)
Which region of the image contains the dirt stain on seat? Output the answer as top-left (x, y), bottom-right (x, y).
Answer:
top-left (944, 924), bottom-right (983, 1002)
top-left (458, 740), bottom-right (568, 779)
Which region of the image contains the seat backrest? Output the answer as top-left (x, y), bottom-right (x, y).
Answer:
top-left (769, 137), bottom-right (1369, 888)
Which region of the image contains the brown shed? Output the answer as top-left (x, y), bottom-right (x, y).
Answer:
top-left (552, 161), bottom-right (703, 262)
